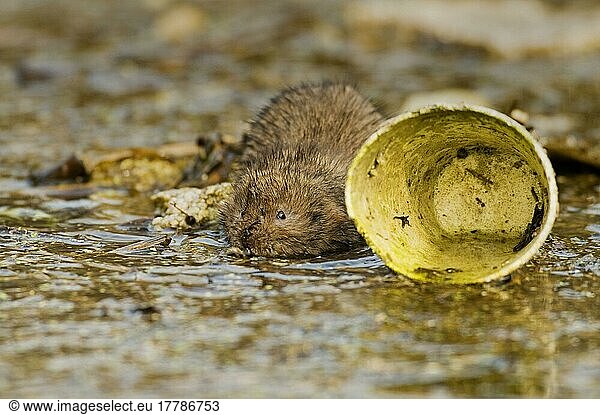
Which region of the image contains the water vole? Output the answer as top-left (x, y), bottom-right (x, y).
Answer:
top-left (220, 82), bottom-right (384, 257)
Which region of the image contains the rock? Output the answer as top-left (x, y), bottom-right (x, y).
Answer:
top-left (90, 157), bottom-right (183, 193)
top-left (151, 183), bottom-right (232, 230)
top-left (519, 112), bottom-right (600, 169)
top-left (541, 134), bottom-right (600, 168)
top-left (30, 154), bottom-right (89, 185)
top-left (30, 142), bottom-right (203, 189)
top-left (0, 206), bottom-right (54, 222)
top-left (530, 114), bottom-right (577, 138)
top-left (15, 56), bottom-right (78, 86)
top-left (153, 4), bottom-right (207, 44)
top-left (345, 0), bottom-right (600, 58)
top-left (86, 70), bottom-right (165, 98)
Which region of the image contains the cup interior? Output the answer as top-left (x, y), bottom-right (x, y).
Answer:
top-left (346, 106), bottom-right (558, 283)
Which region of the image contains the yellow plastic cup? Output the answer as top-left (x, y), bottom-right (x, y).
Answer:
top-left (346, 105), bottom-right (559, 284)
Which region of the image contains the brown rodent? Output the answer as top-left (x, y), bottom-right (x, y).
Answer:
top-left (220, 82), bottom-right (384, 257)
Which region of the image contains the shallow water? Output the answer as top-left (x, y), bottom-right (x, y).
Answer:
top-left (1, 0), bottom-right (599, 398)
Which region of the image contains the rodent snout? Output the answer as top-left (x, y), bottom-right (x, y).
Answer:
top-left (241, 227), bottom-right (252, 248)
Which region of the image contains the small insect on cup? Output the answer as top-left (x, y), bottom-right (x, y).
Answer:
top-left (346, 105), bottom-right (558, 284)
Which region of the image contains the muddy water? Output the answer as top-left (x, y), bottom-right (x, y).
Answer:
top-left (1, 0), bottom-right (599, 397)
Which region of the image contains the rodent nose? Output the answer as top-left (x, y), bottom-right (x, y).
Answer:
top-left (242, 227), bottom-right (251, 241)
top-left (240, 220), bottom-right (260, 253)
top-left (240, 227), bottom-right (252, 250)
top-left (240, 233), bottom-right (253, 256)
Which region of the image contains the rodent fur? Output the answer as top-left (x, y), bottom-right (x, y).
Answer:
top-left (220, 82), bottom-right (384, 257)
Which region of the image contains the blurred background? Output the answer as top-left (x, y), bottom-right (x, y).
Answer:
top-left (1, 0), bottom-right (599, 398)
top-left (1, 0), bottom-right (599, 176)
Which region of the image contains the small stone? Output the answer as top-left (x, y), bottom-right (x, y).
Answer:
top-left (510, 109), bottom-right (530, 126)
top-left (86, 70), bottom-right (164, 98)
top-left (153, 4), bottom-right (207, 43)
top-left (151, 183), bottom-right (232, 230)
top-left (15, 56), bottom-right (77, 85)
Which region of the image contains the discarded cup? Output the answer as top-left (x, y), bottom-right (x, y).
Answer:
top-left (346, 105), bottom-right (559, 284)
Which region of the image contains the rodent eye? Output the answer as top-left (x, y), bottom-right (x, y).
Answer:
top-left (276, 210), bottom-right (286, 220)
